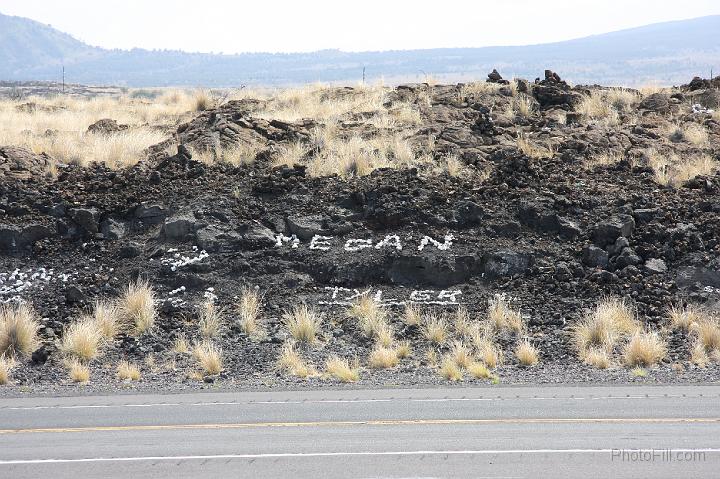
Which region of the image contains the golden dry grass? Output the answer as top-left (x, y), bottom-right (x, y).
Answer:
top-left (402, 304), bottom-right (422, 326)
top-left (193, 342), bottom-right (223, 376)
top-left (173, 334), bottom-right (190, 354)
top-left (439, 356), bottom-right (463, 381)
top-left (583, 348), bottom-right (611, 369)
top-left (448, 341), bottom-right (473, 369)
top-left (585, 151), bottom-right (623, 169)
top-left (516, 133), bottom-right (555, 159)
top-left (453, 307), bottom-right (473, 338)
top-left (325, 356), bottom-right (359, 382)
top-left (60, 318), bottom-right (103, 361)
top-left (488, 295), bottom-right (524, 333)
top-left (198, 300), bottom-right (223, 339)
top-left (91, 300), bottom-right (122, 340)
top-left (121, 279), bottom-right (156, 335)
top-left (572, 297), bottom-right (639, 357)
top-left (117, 360), bottom-right (141, 381)
top-left (348, 295), bottom-right (388, 338)
top-left (622, 330), bottom-right (667, 367)
top-left (690, 318), bottom-right (720, 356)
top-left (66, 359), bottom-right (90, 383)
top-left (374, 322), bottom-right (395, 348)
top-left (237, 287), bottom-right (262, 337)
top-left (395, 341), bottom-right (412, 359)
top-left (0, 303), bottom-right (40, 357)
top-left (467, 361), bottom-right (495, 380)
top-left (471, 333), bottom-right (503, 369)
top-left (444, 154), bottom-right (468, 177)
top-left (368, 346), bottom-right (400, 369)
top-left (283, 304), bottom-right (322, 343)
top-left (422, 314), bottom-right (448, 345)
top-left (515, 339), bottom-right (539, 366)
top-left (0, 355), bottom-right (16, 385)
top-left (277, 342), bottom-right (317, 378)
top-left (647, 150), bottom-right (717, 187)
top-left (668, 304), bottom-right (703, 331)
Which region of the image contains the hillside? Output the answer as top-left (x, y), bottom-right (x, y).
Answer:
top-left (1, 74), bottom-right (720, 390)
top-left (0, 12), bottom-right (719, 87)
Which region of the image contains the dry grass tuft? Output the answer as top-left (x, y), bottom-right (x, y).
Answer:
top-left (583, 348), bottom-right (611, 369)
top-left (0, 303), bottom-right (40, 358)
top-left (453, 307), bottom-right (473, 338)
top-left (488, 295), bottom-right (524, 333)
top-left (173, 334), bottom-right (189, 354)
top-left (192, 90), bottom-right (214, 111)
top-left (67, 359), bottom-right (90, 383)
top-left (121, 279), bottom-right (156, 335)
top-left (277, 342), bottom-right (317, 378)
top-left (348, 295), bottom-right (388, 338)
top-left (647, 150), bottom-right (717, 187)
top-left (439, 356), bottom-right (463, 381)
top-left (198, 300), bottom-right (223, 339)
top-left (374, 322), bottom-right (395, 348)
top-left (623, 330), bottom-right (667, 367)
top-left (585, 151), bottom-right (623, 169)
top-left (422, 314), bottom-right (448, 345)
top-left (630, 366), bottom-right (648, 378)
top-left (395, 340), bottom-right (412, 359)
top-left (325, 356), bottom-right (359, 382)
top-left (402, 304), bottom-right (422, 326)
top-left (471, 333), bottom-right (503, 369)
top-left (517, 132), bottom-right (555, 159)
top-left (468, 361), bottom-right (495, 380)
top-left (668, 304), bottom-right (703, 331)
top-left (515, 339), bottom-right (539, 366)
top-left (60, 318), bottom-right (103, 361)
top-left (572, 297), bottom-right (638, 357)
top-left (690, 318), bottom-right (720, 357)
top-left (0, 355), bottom-right (16, 385)
top-left (448, 341), bottom-right (473, 369)
top-left (284, 304), bottom-right (323, 343)
top-left (237, 287), bottom-right (262, 337)
top-left (91, 300), bottom-right (122, 339)
top-left (193, 342), bottom-right (223, 376)
top-left (117, 360), bottom-right (141, 381)
top-left (368, 346), bottom-right (400, 369)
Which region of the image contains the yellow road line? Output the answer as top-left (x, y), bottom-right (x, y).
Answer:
top-left (1, 417), bottom-right (718, 435)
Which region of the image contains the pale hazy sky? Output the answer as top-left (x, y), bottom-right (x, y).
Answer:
top-left (2, 0), bottom-right (719, 54)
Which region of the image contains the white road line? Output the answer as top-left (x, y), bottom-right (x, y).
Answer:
top-left (2, 448), bottom-right (719, 465)
top-left (0, 394), bottom-right (695, 411)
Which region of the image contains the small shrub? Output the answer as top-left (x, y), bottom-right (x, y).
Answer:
top-left (283, 304), bottom-right (323, 343)
top-left (0, 303), bottom-right (40, 357)
top-left (325, 356), bottom-right (359, 382)
top-left (60, 318), bottom-right (103, 361)
top-left (515, 339), bottom-right (539, 366)
top-left (193, 342), bottom-right (223, 376)
top-left (117, 360), bottom-right (141, 381)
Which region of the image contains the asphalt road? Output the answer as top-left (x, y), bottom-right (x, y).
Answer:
top-left (1, 385), bottom-right (719, 478)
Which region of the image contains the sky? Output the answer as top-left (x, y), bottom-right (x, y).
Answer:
top-left (2, 0), bottom-right (720, 54)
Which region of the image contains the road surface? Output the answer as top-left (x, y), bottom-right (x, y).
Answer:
top-left (1, 384), bottom-right (719, 478)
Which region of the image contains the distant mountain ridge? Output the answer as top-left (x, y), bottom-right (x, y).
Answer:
top-left (0, 12), bottom-right (718, 87)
